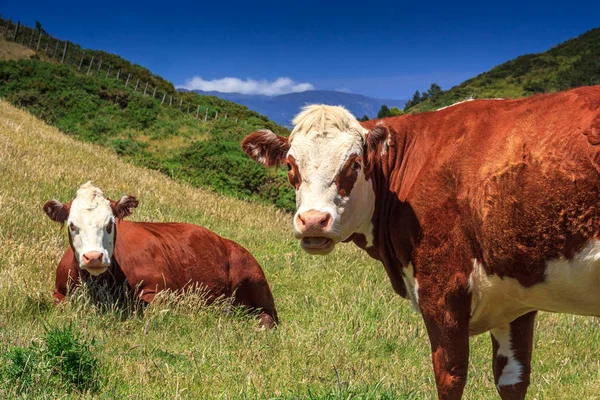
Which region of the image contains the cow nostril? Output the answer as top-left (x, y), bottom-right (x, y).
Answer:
top-left (320, 214), bottom-right (331, 227)
top-left (296, 214), bottom-right (306, 228)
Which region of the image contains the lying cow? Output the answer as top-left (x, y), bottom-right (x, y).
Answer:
top-left (43, 182), bottom-right (278, 328)
top-left (242, 85), bottom-right (600, 398)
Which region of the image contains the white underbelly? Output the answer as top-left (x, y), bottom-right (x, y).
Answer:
top-left (469, 241), bottom-right (600, 335)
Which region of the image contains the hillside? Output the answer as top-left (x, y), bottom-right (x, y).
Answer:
top-left (190, 90), bottom-right (406, 127)
top-left (2, 100), bottom-right (600, 398)
top-left (0, 25), bottom-right (295, 211)
top-left (409, 27), bottom-right (600, 112)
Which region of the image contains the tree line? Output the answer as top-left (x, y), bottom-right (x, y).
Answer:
top-left (359, 82), bottom-right (445, 121)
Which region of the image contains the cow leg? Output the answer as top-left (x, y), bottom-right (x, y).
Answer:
top-left (227, 244), bottom-right (278, 328)
top-left (53, 249), bottom-right (81, 304)
top-left (490, 311), bottom-right (536, 400)
top-left (419, 277), bottom-right (471, 399)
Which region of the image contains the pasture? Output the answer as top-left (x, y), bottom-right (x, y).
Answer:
top-left (1, 99), bottom-right (599, 398)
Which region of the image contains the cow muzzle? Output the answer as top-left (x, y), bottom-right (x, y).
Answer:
top-left (81, 251), bottom-right (110, 275)
top-left (295, 210), bottom-right (336, 254)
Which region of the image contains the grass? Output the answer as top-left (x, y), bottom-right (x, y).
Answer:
top-left (0, 36), bottom-right (36, 61)
top-left (1, 100), bottom-right (600, 398)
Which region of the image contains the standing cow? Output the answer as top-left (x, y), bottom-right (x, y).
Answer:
top-left (43, 182), bottom-right (278, 328)
top-left (242, 85), bottom-right (600, 398)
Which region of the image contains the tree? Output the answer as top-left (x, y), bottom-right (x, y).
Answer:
top-left (359, 115), bottom-right (370, 122)
top-left (35, 21), bottom-right (47, 35)
top-left (377, 105), bottom-right (391, 119)
top-left (404, 90), bottom-right (421, 111)
top-left (426, 83), bottom-right (443, 102)
top-left (390, 107), bottom-right (403, 116)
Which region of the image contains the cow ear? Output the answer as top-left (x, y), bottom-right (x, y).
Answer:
top-left (43, 200), bottom-right (71, 223)
top-left (110, 196), bottom-right (138, 219)
top-left (364, 124), bottom-right (391, 171)
top-left (241, 129), bottom-right (289, 167)
top-left (365, 124), bottom-right (390, 152)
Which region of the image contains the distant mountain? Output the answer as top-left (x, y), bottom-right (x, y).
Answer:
top-left (408, 27), bottom-right (600, 113)
top-left (187, 90), bottom-right (406, 127)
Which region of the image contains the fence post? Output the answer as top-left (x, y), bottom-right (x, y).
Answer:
top-left (4, 20), bottom-right (10, 38)
top-left (97, 59), bottom-right (102, 74)
top-left (224, 113), bottom-right (227, 120)
top-left (116, 69), bottom-right (121, 80)
top-left (196, 105), bottom-right (200, 118)
top-left (143, 82), bottom-right (148, 95)
top-left (44, 42), bottom-right (49, 55)
top-left (36, 31), bottom-right (42, 50)
top-left (78, 56), bottom-right (84, 71)
top-left (235, 118), bottom-right (238, 123)
top-left (152, 87), bottom-right (157, 98)
top-left (179, 99), bottom-right (183, 109)
top-left (134, 79), bottom-right (139, 91)
top-left (13, 21), bottom-right (19, 41)
top-left (187, 102), bottom-right (190, 113)
top-left (87, 56), bottom-right (94, 75)
top-left (125, 74), bottom-right (131, 87)
top-left (169, 96), bottom-right (173, 106)
top-left (106, 65), bottom-right (111, 78)
top-left (215, 111), bottom-right (218, 119)
top-left (53, 41), bottom-right (59, 58)
top-left (204, 107), bottom-right (208, 122)
top-left (161, 93), bottom-right (166, 105)
top-left (29, 28), bottom-right (35, 46)
top-left (20, 34), bottom-right (25, 45)
top-left (61, 42), bottom-right (68, 63)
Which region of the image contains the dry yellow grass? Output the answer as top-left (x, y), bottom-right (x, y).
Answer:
top-left (0, 36), bottom-right (36, 61)
top-left (1, 99), bottom-right (599, 398)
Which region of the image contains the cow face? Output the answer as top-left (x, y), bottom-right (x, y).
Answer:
top-left (242, 105), bottom-right (381, 255)
top-left (43, 182), bottom-right (138, 276)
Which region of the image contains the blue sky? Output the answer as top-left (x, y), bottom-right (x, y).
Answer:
top-left (2, 0), bottom-right (599, 99)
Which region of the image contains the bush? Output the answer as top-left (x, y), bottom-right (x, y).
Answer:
top-left (1, 323), bottom-right (103, 395)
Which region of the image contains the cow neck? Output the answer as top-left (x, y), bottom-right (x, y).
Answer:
top-left (352, 120), bottom-right (422, 297)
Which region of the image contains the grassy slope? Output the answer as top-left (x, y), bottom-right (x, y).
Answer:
top-left (0, 36), bottom-right (36, 61)
top-left (409, 27), bottom-right (600, 112)
top-left (0, 38), bottom-right (294, 211)
top-left (1, 102), bottom-right (600, 398)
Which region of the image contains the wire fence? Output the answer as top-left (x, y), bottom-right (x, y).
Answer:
top-left (0, 17), bottom-right (248, 124)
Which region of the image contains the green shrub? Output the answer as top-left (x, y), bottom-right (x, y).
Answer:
top-left (1, 323), bottom-right (103, 395)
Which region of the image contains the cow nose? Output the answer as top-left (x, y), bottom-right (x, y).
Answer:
top-left (82, 251), bottom-right (104, 264)
top-left (296, 210), bottom-right (332, 233)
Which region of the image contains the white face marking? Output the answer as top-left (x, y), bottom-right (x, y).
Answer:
top-left (402, 263), bottom-right (420, 313)
top-left (490, 325), bottom-right (523, 387)
top-left (469, 243), bottom-right (600, 334)
top-left (288, 105), bottom-right (376, 248)
top-left (68, 182), bottom-right (115, 274)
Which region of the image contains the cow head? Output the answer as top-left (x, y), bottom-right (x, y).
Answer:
top-left (43, 182), bottom-right (138, 276)
top-left (242, 105), bottom-right (385, 255)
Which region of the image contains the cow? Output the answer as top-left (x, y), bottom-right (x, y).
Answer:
top-left (43, 182), bottom-right (278, 328)
top-left (242, 85), bottom-right (600, 398)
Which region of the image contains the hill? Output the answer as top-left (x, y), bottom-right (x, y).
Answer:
top-left (408, 27), bottom-right (600, 112)
top-left (189, 90), bottom-right (406, 127)
top-left (2, 100), bottom-right (600, 398)
top-left (0, 20), bottom-right (295, 211)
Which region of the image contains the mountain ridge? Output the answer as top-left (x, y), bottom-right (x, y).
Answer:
top-left (187, 89), bottom-right (406, 127)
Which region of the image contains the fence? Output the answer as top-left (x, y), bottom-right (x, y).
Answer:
top-left (0, 17), bottom-right (246, 124)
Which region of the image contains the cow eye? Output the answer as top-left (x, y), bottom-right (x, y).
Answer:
top-left (351, 161), bottom-right (361, 170)
top-left (286, 162), bottom-right (292, 171)
top-left (106, 220), bottom-right (113, 234)
top-left (69, 222), bottom-right (77, 232)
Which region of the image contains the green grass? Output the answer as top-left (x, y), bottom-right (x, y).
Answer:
top-left (1, 100), bottom-right (600, 398)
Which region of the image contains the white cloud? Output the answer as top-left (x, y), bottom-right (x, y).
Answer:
top-left (177, 76), bottom-right (314, 96)
top-left (335, 87), bottom-right (352, 93)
